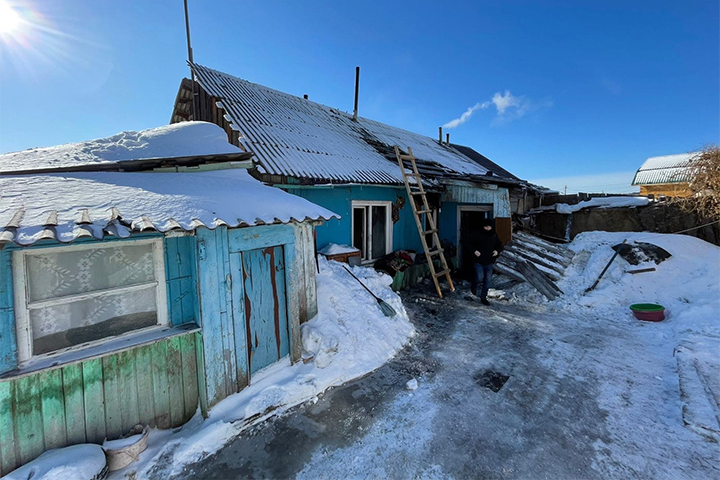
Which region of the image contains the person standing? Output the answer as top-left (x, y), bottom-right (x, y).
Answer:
top-left (468, 217), bottom-right (503, 305)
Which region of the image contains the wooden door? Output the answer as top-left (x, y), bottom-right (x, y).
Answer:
top-left (239, 246), bottom-right (289, 375)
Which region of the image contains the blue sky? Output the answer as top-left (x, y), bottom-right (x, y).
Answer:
top-left (0, 0), bottom-right (717, 193)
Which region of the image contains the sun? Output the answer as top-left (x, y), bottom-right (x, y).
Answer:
top-left (0, 1), bottom-right (22, 34)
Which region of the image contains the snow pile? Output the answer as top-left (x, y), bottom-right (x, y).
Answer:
top-left (0, 169), bottom-right (339, 246)
top-left (0, 122), bottom-right (241, 173)
top-left (4, 444), bottom-right (106, 480)
top-left (556, 231), bottom-right (720, 337)
top-left (115, 257), bottom-right (413, 479)
top-left (318, 243), bottom-right (360, 256)
top-left (532, 196), bottom-right (650, 214)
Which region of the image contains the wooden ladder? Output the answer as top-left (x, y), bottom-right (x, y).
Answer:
top-left (394, 146), bottom-right (455, 298)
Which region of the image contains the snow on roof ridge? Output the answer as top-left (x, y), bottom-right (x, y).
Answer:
top-left (0, 122), bottom-right (243, 174)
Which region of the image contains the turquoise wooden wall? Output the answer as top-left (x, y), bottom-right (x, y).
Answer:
top-left (286, 186), bottom-right (423, 252)
top-left (0, 330), bottom-right (200, 476)
top-left (195, 223), bottom-right (316, 410)
top-left (0, 248), bottom-right (16, 375)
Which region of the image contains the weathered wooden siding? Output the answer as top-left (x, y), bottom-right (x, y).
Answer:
top-left (165, 235), bottom-right (199, 326)
top-left (0, 248), bottom-right (16, 375)
top-left (196, 224), bottom-right (314, 409)
top-left (0, 331), bottom-right (200, 476)
top-left (441, 182), bottom-right (511, 218)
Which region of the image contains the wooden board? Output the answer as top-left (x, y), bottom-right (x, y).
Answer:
top-left (0, 331), bottom-right (199, 476)
top-left (241, 246), bottom-right (289, 375)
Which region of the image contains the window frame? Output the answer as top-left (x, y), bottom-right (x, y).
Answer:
top-left (12, 238), bottom-right (169, 364)
top-left (351, 200), bottom-right (393, 262)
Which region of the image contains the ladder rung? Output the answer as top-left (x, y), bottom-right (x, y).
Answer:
top-left (410, 191), bottom-right (425, 196)
top-left (428, 248), bottom-right (444, 256)
top-left (417, 209), bottom-right (432, 215)
top-left (434, 268), bottom-right (451, 278)
top-left (422, 229), bottom-right (438, 235)
top-left (400, 154), bottom-right (415, 161)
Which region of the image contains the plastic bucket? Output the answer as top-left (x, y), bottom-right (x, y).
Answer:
top-left (630, 303), bottom-right (665, 322)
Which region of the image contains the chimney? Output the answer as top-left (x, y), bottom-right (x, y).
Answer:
top-left (303, 94), bottom-right (308, 100)
top-left (446, 133), bottom-right (450, 145)
top-left (438, 126), bottom-right (443, 143)
top-left (352, 66), bottom-right (360, 121)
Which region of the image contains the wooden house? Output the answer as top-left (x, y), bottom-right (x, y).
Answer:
top-left (170, 64), bottom-right (534, 286)
top-left (0, 123), bottom-right (337, 475)
top-left (632, 152), bottom-right (698, 198)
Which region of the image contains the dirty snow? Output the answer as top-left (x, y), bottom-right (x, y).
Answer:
top-left (111, 257), bottom-right (414, 479)
top-left (3, 444), bottom-right (106, 480)
top-left (0, 122), bottom-right (242, 173)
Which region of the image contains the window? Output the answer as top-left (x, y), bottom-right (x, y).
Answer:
top-left (351, 201), bottom-right (393, 262)
top-left (13, 239), bottom-right (168, 362)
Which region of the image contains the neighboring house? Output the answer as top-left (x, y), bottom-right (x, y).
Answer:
top-left (632, 152), bottom-right (698, 198)
top-left (0, 122), bottom-right (337, 476)
top-left (171, 64), bottom-right (533, 281)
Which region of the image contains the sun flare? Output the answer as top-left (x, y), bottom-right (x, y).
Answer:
top-left (0, 1), bottom-right (22, 34)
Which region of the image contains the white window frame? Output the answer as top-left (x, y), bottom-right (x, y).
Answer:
top-left (351, 201), bottom-right (393, 262)
top-left (12, 238), bottom-right (168, 364)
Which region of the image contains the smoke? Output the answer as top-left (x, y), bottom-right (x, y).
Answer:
top-left (443, 90), bottom-right (552, 129)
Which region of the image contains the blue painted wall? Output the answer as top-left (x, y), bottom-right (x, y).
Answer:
top-left (0, 248), bottom-right (16, 376)
top-left (288, 186), bottom-right (423, 252)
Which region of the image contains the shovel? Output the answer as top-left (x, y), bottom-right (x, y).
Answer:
top-left (343, 266), bottom-right (397, 318)
top-left (584, 239), bottom-right (627, 294)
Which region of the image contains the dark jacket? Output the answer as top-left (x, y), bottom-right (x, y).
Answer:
top-left (468, 227), bottom-right (503, 266)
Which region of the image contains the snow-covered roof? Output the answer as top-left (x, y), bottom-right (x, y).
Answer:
top-left (0, 122), bottom-right (250, 175)
top-left (530, 196), bottom-right (650, 214)
top-left (0, 169), bottom-right (338, 246)
top-left (632, 152), bottom-right (699, 186)
top-left (181, 64), bottom-right (495, 185)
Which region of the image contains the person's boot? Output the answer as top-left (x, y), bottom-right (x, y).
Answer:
top-left (481, 297), bottom-right (490, 306)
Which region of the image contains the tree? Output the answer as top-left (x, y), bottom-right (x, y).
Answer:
top-left (682, 145), bottom-right (720, 220)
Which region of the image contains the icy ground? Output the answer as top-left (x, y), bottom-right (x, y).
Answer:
top-left (166, 232), bottom-right (719, 479)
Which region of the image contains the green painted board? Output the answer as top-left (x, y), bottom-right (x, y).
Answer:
top-left (134, 344), bottom-right (155, 426)
top-left (167, 335), bottom-right (185, 427)
top-left (180, 334), bottom-right (199, 420)
top-left (14, 375), bottom-right (44, 464)
top-left (39, 369), bottom-right (66, 450)
top-left (102, 354), bottom-right (122, 439)
top-left (118, 349), bottom-right (140, 433)
top-left (151, 339), bottom-right (171, 429)
top-left (81, 359), bottom-right (104, 444)
top-left (0, 381), bottom-right (17, 475)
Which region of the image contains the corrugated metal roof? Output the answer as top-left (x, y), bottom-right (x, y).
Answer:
top-left (0, 169), bottom-right (338, 247)
top-left (632, 152), bottom-right (699, 186)
top-left (190, 64), bottom-right (491, 185)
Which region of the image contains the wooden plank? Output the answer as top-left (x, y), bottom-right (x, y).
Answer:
top-left (0, 380), bottom-right (18, 475)
top-left (167, 335), bottom-right (186, 427)
top-left (229, 253), bottom-right (249, 388)
top-left (287, 227), bottom-right (304, 363)
top-left (196, 228), bottom-right (230, 408)
top-left (134, 344), bottom-right (155, 427)
top-left (514, 231), bottom-right (574, 260)
top-left (271, 246), bottom-right (289, 360)
top-left (194, 332), bottom-right (208, 418)
top-left (217, 227), bottom-right (237, 397)
top-left (505, 243), bottom-right (566, 274)
top-left (80, 359), bottom-right (104, 444)
top-left (180, 334), bottom-right (199, 422)
top-left (151, 339), bottom-right (171, 429)
top-left (39, 369), bottom-right (66, 450)
top-left (14, 375), bottom-right (44, 465)
top-left (228, 224), bottom-right (294, 253)
top-left (118, 350), bottom-right (140, 433)
top-left (102, 354), bottom-right (123, 439)
top-left (0, 249), bottom-right (17, 375)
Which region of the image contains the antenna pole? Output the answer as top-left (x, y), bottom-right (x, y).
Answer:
top-left (183, 0), bottom-right (197, 120)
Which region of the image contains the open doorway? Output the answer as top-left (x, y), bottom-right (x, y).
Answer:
top-left (457, 205), bottom-right (493, 279)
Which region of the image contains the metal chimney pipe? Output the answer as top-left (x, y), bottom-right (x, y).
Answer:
top-left (352, 66), bottom-right (360, 121)
top-left (303, 94), bottom-right (308, 100)
top-left (446, 133), bottom-right (450, 145)
top-left (438, 126), bottom-right (443, 143)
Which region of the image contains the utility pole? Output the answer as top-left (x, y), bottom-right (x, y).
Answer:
top-left (183, 0), bottom-right (197, 120)
top-left (564, 185), bottom-right (567, 196)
